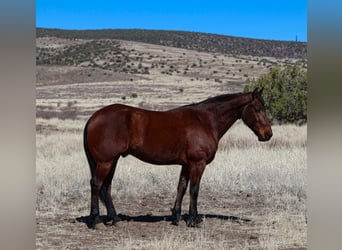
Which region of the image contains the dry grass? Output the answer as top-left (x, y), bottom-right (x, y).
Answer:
top-left (36, 120), bottom-right (306, 249)
top-left (36, 121), bottom-right (306, 200)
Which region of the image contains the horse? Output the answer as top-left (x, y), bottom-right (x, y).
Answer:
top-left (83, 88), bottom-right (272, 228)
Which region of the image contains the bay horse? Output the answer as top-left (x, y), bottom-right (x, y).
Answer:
top-left (83, 88), bottom-right (272, 228)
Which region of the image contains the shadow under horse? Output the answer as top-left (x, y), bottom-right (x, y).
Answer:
top-left (83, 88), bottom-right (272, 228)
top-left (76, 213), bottom-right (251, 228)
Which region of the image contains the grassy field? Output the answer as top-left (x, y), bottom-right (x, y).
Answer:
top-left (36, 35), bottom-right (307, 249)
top-left (36, 120), bottom-right (306, 249)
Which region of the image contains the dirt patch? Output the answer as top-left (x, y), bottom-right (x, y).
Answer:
top-left (36, 66), bottom-right (148, 87)
top-left (36, 192), bottom-right (306, 249)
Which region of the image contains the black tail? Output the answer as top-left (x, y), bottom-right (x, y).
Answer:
top-left (83, 119), bottom-right (96, 177)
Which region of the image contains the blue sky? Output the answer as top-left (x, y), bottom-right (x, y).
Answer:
top-left (36, 0), bottom-right (307, 42)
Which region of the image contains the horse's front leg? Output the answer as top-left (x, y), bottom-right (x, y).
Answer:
top-left (187, 161), bottom-right (206, 227)
top-left (172, 165), bottom-right (189, 225)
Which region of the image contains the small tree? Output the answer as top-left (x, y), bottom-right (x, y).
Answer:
top-left (244, 65), bottom-right (307, 124)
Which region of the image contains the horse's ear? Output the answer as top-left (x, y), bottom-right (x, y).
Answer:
top-left (252, 87), bottom-right (263, 98)
top-left (252, 88), bottom-right (259, 99)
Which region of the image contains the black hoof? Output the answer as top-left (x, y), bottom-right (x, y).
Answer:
top-left (171, 219), bottom-right (179, 226)
top-left (171, 209), bottom-right (182, 226)
top-left (104, 215), bottom-right (122, 226)
top-left (172, 219), bottom-right (187, 227)
top-left (89, 215), bottom-right (102, 229)
top-left (186, 216), bottom-right (203, 227)
top-left (171, 217), bottom-right (184, 226)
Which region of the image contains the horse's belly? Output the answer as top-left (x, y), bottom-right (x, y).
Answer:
top-left (129, 143), bottom-right (185, 165)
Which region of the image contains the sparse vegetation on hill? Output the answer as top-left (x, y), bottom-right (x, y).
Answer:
top-left (37, 28), bottom-right (306, 59)
top-left (36, 32), bottom-right (307, 89)
top-left (37, 39), bottom-right (151, 74)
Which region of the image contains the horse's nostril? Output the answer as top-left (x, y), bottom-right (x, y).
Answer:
top-left (265, 131), bottom-right (272, 140)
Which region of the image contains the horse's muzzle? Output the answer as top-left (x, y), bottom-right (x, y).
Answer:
top-left (258, 131), bottom-right (273, 141)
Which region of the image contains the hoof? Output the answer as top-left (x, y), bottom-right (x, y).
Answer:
top-left (171, 211), bottom-right (183, 226)
top-left (88, 216), bottom-right (102, 229)
top-left (192, 220), bottom-right (203, 228)
top-left (171, 219), bottom-right (186, 226)
top-left (171, 220), bottom-right (179, 226)
top-left (104, 215), bottom-right (122, 226)
top-left (186, 216), bottom-right (203, 228)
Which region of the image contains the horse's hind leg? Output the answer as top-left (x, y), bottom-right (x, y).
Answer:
top-left (100, 157), bottom-right (121, 225)
top-left (89, 161), bottom-right (114, 228)
top-left (171, 165), bottom-right (189, 225)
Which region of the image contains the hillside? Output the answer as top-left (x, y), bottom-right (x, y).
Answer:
top-left (37, 28), bottom-right (306, 59)
top-left (36, 27), bottom-right (307, 119)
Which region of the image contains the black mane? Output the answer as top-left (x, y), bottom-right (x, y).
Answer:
top-left (187, 92), bottom-right (245, 107)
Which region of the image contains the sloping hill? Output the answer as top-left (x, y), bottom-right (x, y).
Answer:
top-left (37, 28), bottom-right (306, 59)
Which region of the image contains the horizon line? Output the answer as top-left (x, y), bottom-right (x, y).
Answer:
top-left (36, 26), bottom-right (307, 43)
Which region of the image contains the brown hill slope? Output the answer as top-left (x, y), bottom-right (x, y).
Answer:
top-left (37, 28), bottom-right (306, 59)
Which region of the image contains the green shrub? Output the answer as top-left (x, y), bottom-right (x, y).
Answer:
top-left (244, 65), bottom-right (307, 124)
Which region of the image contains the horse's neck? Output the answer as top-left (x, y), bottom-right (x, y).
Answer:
top-left (208, 94), bottom-right (252, 139)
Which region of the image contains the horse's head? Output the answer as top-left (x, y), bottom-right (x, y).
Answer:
top-left (241, 88), bottom-right (273, 141)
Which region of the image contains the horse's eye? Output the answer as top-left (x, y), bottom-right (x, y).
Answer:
top-left (254, 105), bottom-right (260, 112)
